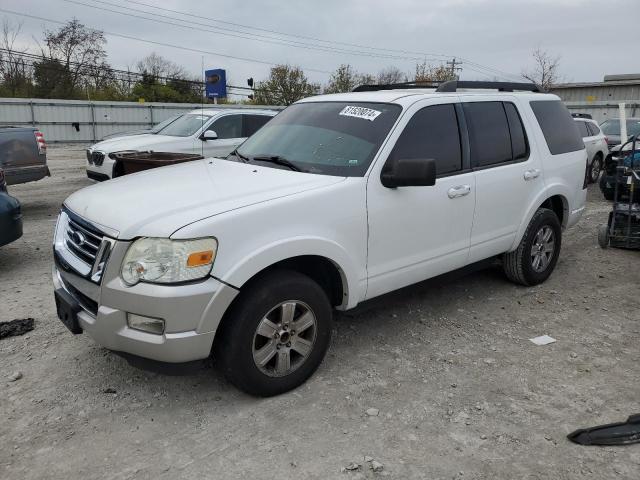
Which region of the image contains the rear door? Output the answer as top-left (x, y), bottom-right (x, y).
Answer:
top-left (366, 99), bottom-right (476, 299)
top-left (464, 97), bottom-right (543, 263)
top-left (576, 120), bottom-right (596, 161)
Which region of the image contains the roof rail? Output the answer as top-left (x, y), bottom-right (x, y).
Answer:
top-left (352, 81), bottom-right (440, 92)
top-left (435, 80), bottom-right (544, 93)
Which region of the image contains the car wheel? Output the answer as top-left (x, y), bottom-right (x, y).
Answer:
top-left (215, 269), bottom-right (332, 397)
top-left (589, 153), bottom-right (603, 184)
top-left (503, 208), bottom-right (562, 286)
top-left (597, 224), bottom-right (609, 249)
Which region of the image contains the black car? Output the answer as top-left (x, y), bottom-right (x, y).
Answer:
top-left (0, 168), bottom-right (23, 247)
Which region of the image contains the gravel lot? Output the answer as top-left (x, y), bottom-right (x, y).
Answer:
top-left (1, 144), bottom-right (639, 479)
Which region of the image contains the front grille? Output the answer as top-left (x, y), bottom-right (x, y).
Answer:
top-left (91, 151), bottom-right (105, 166)
top-left (64, 216), bottom-right (104, 265)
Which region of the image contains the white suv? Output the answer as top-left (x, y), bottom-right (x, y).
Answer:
top-left (85, 108), bottom-right (277, 181)
top-left (53, 81), bottom-right (587, 396)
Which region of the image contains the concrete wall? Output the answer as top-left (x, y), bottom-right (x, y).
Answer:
top-left (0, 98), bottom-right (282, 143)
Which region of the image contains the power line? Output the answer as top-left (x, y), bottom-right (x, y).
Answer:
top-left (105, 0), bottom-right (525, 82)
top-left (0, 8), bottom-right (333, 75)
top-left (59, 0), bottom-right (451, 63)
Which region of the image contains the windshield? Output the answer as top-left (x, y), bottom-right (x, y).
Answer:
top-left (234, 102), bottom-right (402, 176)
top-left (156, 113), bottom-right (211, 137)
top-left (600, 119), bottom-right (640, 136)
top-left (150, 114), bottom-right (181, 134)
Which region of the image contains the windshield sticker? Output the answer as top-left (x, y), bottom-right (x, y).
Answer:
top-left (339, 106), bottom-right (382, 121)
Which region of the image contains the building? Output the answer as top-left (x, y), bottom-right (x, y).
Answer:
top-left (550, 74), bottom-right (640, 123)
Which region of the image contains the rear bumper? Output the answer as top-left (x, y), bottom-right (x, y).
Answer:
top-left (4, 164), bottom-right (49, 185)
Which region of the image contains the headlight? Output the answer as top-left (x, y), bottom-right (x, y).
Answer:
top-left (121, 237), bottom-right (217, 286)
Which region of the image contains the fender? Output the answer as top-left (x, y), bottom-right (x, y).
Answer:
top-left (509, 183), bottom-right (570, 251)
top-left (218, 236), bottom-right (364, 310)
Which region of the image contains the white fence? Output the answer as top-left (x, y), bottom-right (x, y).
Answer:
top-left (0, 98), bottom-right (282, 143)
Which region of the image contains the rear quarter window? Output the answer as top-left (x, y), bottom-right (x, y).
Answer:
top-left (530, 100), bottom-right (584, 155)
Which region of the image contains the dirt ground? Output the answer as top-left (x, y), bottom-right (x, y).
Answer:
top-left (1, 144), bottom-right (639, 480)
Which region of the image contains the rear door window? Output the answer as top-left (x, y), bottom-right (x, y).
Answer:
top-left (389, 104), bottom-right (462, 176)
top-left (243, 114), bottom-right (272, 137)
top-left (463, 102), bottom-right (512, 167)
top-left (586, 122), bottom-right (601, 136)
top-left (576, 120), bottom-right (590, 138)
top-left (530, 100), bottom-right (584, 154)
top-left (504, 102), bottom-right (529, 160)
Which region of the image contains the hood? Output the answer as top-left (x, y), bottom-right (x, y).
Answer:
top-left (89, 134), bottom-right (188, 154)
top-left (64, 159), bottom-right (345, 239)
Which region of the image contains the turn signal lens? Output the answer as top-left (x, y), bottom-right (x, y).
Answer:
top-left (187, 250), bottom-right (214, 267)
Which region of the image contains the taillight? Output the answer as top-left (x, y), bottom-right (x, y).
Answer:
top-left (604, 136), bottom-right (609, 144)
top-left (34, 131), bottom-right (46, 155)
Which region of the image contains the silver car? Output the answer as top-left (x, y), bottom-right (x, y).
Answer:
top-left (574, 118), bottom-right (608, 183)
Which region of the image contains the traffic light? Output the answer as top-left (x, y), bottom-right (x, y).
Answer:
top-left (247, 77), bottom-right (254, 88)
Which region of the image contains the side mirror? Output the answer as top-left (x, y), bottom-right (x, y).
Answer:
top-left (381, 158), bottom-right (436, 188)
top-left (201, 130), bottom-right (218, 141)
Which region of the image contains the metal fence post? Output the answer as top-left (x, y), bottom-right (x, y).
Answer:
top-left (149, 104), bottom-right (154, 128)
top-left (90, 102), bottom-right (97, 142)
top-left (29, 100), bottom-right (36, 126)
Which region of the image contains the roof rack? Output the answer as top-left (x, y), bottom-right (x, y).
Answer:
top-left (435, 80), bottom-right (544, 93)
top-left (352, 81), bottom-right (440, 92)
top-left (571, 112), bottom-right (593, 119)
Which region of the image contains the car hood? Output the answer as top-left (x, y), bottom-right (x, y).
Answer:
top-left (64, 159), bottom-right (346, 239)
top-left (89, 134), bottom-right (188, 153)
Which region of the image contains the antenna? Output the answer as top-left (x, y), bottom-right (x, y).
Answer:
top-left (201, 55), bottom-right (205, 158)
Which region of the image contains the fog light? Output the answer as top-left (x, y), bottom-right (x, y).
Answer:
top-left (127, 314), bottom-right (165, 334)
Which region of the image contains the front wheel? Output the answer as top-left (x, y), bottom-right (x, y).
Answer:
top-left (215, 269), bottom-right (333, 397)
top-left (503, 208), bottom-right (562, 286)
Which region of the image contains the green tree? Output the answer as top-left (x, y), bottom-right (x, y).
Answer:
top-left (254, 65), bottom-right (319, 106)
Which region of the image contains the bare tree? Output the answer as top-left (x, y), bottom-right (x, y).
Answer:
top-left (0, 19), bottom-right (32, 96)
top-left (41, 18), bottom-right (110, 94)
top-left (413, 61), bottom-right (457, 83)
top-left (377, 66), bottom-right (405, 85)
top-left (521, 48), bottom-right (560, 90)
top-left (254, 65), bottom-right (319, 106)
top-left (136, 52), bottom-right (187, 81)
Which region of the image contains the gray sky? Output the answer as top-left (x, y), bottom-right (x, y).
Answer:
top-left (3, 0), bottom-right (640, 96)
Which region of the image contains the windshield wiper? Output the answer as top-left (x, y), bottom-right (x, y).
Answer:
top-left (229, 149), bottom-right (250, 162)
top-left (251, 155), bottom-right (304, 172)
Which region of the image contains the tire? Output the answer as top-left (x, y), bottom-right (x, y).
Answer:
top-left (597, 224), bottom-right (609, 249)
top-left (600, 175), bottom-right (615, 201)
top-left (588, 153), bottom-right (603, 184)
top-left (215, 269), bottom-right (332, 397)
top-left (503, 208), bottom-right (562, 286)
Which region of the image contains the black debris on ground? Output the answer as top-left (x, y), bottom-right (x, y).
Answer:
top-left (0, 318), bottom-right (35, 339)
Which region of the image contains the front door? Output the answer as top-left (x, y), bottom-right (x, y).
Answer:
top-left (366, 100), bottom-right (476, 300)
top-left (200, 114), bottom-right (244, 158)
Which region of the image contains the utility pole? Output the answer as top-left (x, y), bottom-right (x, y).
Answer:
top-left (446, 57), bottom-right (462, 79)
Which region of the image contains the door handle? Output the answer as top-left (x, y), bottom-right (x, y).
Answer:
top-left (523, 169), bottom-right (541, 181)
top-left (447, 184), bottom-right (471, 199)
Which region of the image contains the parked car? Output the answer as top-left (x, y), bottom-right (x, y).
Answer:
top-left (99, 114), bottom-right (182, 141)
top-left (86, 109), bottom-right (278, 181)
top-left (53, 81), bottom-right (587, 396)
top-left (600, 117), bottom-right (640, 149)
top-left (0, 168), bottom-right (23, 247)
top-left (0, 127), bottom-right (49, 185)
top-left (574, 117), bottom-right (608, 183)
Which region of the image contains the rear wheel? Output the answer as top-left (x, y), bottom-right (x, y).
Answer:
top-left (589, 153), bottom-right (603, 184)
top-left (215, 269), bottom-right (332, 397)
top-left (503, 208), bottom-right (562, 286)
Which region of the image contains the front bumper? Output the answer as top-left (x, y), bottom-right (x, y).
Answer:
top-left (53, 210), bottom-right (238, 363)
top-left (0, 193), bottom-right (23, 247)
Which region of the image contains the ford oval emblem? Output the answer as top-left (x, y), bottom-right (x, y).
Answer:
top-left (70, 231), bottom-right (86, 247)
